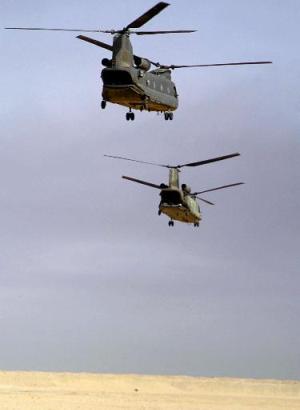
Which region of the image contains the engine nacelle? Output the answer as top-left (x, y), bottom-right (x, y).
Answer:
top-left (134, 56), bottom-right (151, 72)
top-left (182, 184), bottom-right (191, 194)
top-left (102, 58), bottom-right (112, 67)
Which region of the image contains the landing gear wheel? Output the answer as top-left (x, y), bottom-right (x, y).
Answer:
top-left (101, 100), bottom-right (106, 109)
top-left (168, 220), bottom-right (174, 227)
top-left (194, 222), bottom-right (199, 227)
top-left (164, 112), bottom-right (174, 121)
top-left (126, 112), bottom-right (135, 121)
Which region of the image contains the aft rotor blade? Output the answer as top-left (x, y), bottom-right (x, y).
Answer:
top-left (196, 197), bottom-right (215, 206)
top-left (193, 182), bottom-right (245, 195)
top-left (135, 29), bottom-right (196, 35)
top-left (5, 27), bottom-right (112, 33)
top-left (122, 176), bottom-right (162, 190)
top-left (104, 154), bottom-right (167, 168)
top-left (179, 153), bottom-right (240, 168)
top-left (126, 2), bottom-right (169, 29)
top-left (160, 61), bottom-right (272, 69)
top-left (77, 35), bottom-right (113, 51)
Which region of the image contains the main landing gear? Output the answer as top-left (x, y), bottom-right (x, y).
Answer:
top-left (194, 222), bottom-right (199, 227)
top-left (101, 100), bottom-right (106, 109)
top-left (164, 112), bottom-right (174, 121)
top-left (168, 220), bottom-right (174, 227)
top-left (126, 110), bottom-right (135, 121)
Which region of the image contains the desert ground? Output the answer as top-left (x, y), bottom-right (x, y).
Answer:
top-left (0, 371), bottom-right (299, 410)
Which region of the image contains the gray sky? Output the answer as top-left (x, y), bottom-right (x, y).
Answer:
top-left (0, 0), bottom-right (299, 379)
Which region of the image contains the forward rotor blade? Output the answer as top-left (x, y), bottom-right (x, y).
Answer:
top-left (135, 29), bottom-right (196, 35)
top-left (77, 35), bottom-right (113, 51)
top-left (193, 182), bottom-right (244, 195)
top-left (104, 154), bottom-right (167, 168)
top-left (122, 176), bottom-right (162, 190)
top-left (126, 2), bottom-right (169, 29)
top-left (5, 27), bottom-right (111, 33)
top-left (178, 153), bottom-right (240, 168)
top-left (196, 196), bottom-right (215, 206)
top-left (159, 61), bottom-right (272, 69)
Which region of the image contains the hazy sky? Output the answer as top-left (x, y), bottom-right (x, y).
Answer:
top-left (0, 0), bottom-right (299, 379)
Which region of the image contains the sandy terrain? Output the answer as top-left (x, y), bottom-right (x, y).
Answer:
top-left (0, 371), bottom-right (299, 410)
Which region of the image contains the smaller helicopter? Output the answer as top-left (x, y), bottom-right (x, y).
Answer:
top-left (105, 152), bottom-right (244, 227)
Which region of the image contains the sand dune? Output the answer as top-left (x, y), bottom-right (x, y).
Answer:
top-left (0, 371), bottom-right (299, 409)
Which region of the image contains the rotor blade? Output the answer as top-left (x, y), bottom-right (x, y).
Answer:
top-left (193, 182), bottom-right (245, 195)
top-left (196, 196), bottom-right (215, 206)
top-left (126, 2), bottom-right (169, 29)
top-left (77, 35), bottom-right (113, 51)
top-left (122, 175), bottom-right (162, 190)
top-left (135, 29), bottom-right (196, 35)
top-left (104, 154), bottom-right (167, 168)
top-left (159, 61), bottom-right (272, 69)
top-left (5, 27), bottom-right (112, 33)
top-left (178, 153), bottom-right (240, 168)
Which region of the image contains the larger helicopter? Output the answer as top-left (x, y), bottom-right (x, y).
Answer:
top-left (105, 152), bottom-right (244, 227)
top-left (6, 2), bottom-right (272, 121)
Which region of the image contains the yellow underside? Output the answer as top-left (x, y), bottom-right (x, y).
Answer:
top-left (102, 85), bottom-right (176, 112)
top-left (160, 205), bottom-right (201, 224)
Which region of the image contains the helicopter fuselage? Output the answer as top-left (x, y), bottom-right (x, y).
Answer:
top-left (159, 187), bottom-right (201, 224)
top-left (100, 33), bottom-right (178, 112)
top-left (101, 67), bottom-right (178, 112)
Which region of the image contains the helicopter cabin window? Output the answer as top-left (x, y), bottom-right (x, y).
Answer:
top-left (160, 84), bottom-right (164, 91)
top-left (167, 87), bottom-right (170, 94)
top-left (146, 79), bottom-right (150, 86)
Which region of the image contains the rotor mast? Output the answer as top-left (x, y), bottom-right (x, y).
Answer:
top-left (112, 33), bottom-right (134, 68)
top-left (111, 2), bottom-right (170, 69)
top-left (168, 168), bottom-right (180, 188)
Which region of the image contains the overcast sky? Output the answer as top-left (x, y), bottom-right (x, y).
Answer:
top-left (0, 0), bottom-right (299, 380)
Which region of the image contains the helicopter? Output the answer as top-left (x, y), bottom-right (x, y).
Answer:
top-left (5, 2), bottom-right (272, 121)
top-left (104, 152), bottom-right (244, 227)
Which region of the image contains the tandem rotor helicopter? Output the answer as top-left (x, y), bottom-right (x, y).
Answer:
top-left (105, 152), bottom-right (244, 227)
top-left (6, 2), bottom-right (272, 121)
